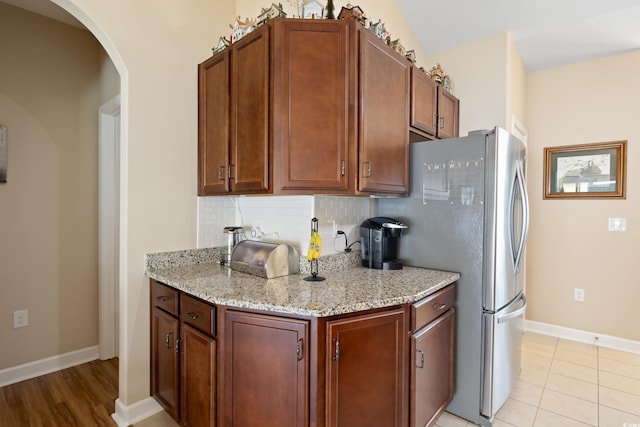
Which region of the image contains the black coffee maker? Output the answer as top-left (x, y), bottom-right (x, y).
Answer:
top-left (360, 217), bottom-right (408, 270)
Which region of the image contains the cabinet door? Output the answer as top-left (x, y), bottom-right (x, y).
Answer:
top-left (151, 307), bottom-right (180, 421)
top-left (198, 51), bottom-right (230, 195)
top-left (410, 66), bottom-right (437, 137)
top-left (410, 308), bottom-right (455, 427)
top-left (358, 29), bottom-right (410, 195)
top-left (230, 27), bottom-right (270, 193)
top-left (272, 19), bottom-right (353, 192)
top-left (327, 308), bottom-right (407, 427)
top-left (436, 87), bottom-right (459, 139)
top-left (181, 324), bottom-right (216, 427)
top-left (224, 310), bottom-right (309, 427)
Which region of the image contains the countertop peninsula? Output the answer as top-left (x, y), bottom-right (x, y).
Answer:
top-left (145, 248), bottom-right (460, 317)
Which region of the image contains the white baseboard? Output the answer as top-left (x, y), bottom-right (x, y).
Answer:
top-left (111, 397), bottom-right (163, 427)
top-left (0, 345), bottom-right (100, 387)
top-left (525, 320), bottom-right (640, 354)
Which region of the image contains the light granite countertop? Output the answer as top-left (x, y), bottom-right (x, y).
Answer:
top-left (145, 248), bottom-right (460, 317)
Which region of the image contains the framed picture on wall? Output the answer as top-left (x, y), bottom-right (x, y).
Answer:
top-left (543, 140), bottom-right (627, 199)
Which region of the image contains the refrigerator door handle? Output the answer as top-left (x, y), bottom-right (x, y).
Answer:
top-left (513, 162), bottom-right (530, 274)
top-left (497, 293), bottom-right (527, 324)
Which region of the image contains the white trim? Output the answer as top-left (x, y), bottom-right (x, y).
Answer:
top-left (511, 115), bottom-right (528, 147)
top-left (99, 95), bottom-right (121, 360)
top-left (0, 346), bottom-right (99, 387)
top-left (111, 397), bottom-right (163, 427)
top-left (525, 320), bottom-right (640, 354)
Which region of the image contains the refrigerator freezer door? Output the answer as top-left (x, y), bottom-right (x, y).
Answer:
top-left (481, 292), bottom-right (527, 418)
top-left (483, 128), bottom-right (528, 312)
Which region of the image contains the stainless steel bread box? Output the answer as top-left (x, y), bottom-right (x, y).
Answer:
top-left (230, 240), bottom-right (300, 279)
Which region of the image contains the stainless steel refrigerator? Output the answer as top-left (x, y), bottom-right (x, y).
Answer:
top-left (376, 127), bottom-right (529, 426)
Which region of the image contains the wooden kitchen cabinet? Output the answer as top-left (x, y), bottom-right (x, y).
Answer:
top-left (198, 19), bottom-right (354, 196)
top-left (180, 294), bottom-right (217, 427)
top-left (150, 277), bottom-right (456, 427)
top-left (150, 280), bottom-right (217, 426)
top-left (271, 19), bottom-right (355, 193)
top-left (198, 25), bottom-right (270, 195)
top-left (436, 87), bottom-right (459, 139)
top-left (198, 18), bottom-right (423, 197)
top-left (409, 66), bottom-right (459, 140)
top-left (151, 281), bottom-right (181, 421)
top-left (357, 26), bottom-right (410, 195)
top-left (326, 307), bottom-right (408, 427)
top-left (223, 310), bottom-right (309, 427)
top-left (410, 285), bottom-right (456, 427)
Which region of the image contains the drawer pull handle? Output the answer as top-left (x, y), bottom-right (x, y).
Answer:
top-left (156, 296), bottom-right (169, 302)
top-left (165, 332), bottom-right (173, 348)
top-left (416, 349), bottom-right (424, 369)
top-left (187, 312), bottom-right (198, 320)
top-left (433, 303), bottom-right (447, 310)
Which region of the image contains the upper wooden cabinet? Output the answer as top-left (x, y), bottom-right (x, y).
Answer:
top-left (198, 19), bottom-right (355, 196)
top-left (357, 26), bottom-right (410, 195)
top-left (436, 87), bottom-right (459, 139)
top-left (272, 19), bottom-right (355, 193)
top-left (409, 66), bottom-right (459, 140)
top-left (198, 26), bottom-right (270, 195)
top-left (198, 19), bottom-right (458, 197)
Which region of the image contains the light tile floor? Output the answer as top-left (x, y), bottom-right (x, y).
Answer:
top-left (436, 331), bottom-right (640, 427)
top-left (134, 331), bottom-right (640, 427)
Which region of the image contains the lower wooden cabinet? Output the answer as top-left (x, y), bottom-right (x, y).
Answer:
top-left (326, 308), bottom-right (408, 427)
top-left (150, 280), bottom-right (217, 426)
top-left (181, 324), bottom-right (216, 427)
top-left (223, 310), bottom-right (309, 427)
top-left (410, 308), bottom-right (455, 427)
top-left (151, 305), bottom-right (180, 420)
top-left (150, 280), bottom-right (456, 427)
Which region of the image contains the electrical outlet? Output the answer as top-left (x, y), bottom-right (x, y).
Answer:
top-left (608, 217), bottom-right (626, 231)
top-left (13, 310), bottom-right (28, 328)
top-left (574, 288), bottom-right (584, 302)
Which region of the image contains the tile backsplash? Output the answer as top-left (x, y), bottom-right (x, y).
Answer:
top-left (198, 195), bottom-right (372, 256)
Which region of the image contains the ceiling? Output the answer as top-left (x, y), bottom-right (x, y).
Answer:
top-left (4, 0), bottom-right (640, 72)
top-left (395, 0), bottom-right (640, 72)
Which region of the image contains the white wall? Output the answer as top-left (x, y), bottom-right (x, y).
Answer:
top-left (525, 50), bottom-right (640, 341)
top-left (0, 2), bottom-right (116, 370)
top-left (57, 0), bottom-right (234, 408)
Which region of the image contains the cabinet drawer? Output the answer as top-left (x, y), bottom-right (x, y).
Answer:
top-left (411, 284), bottom-right (455, 331)
top-left (151, 280), bottom-right (179, 316)
top-left (180, 293), bottom-right (216, 337)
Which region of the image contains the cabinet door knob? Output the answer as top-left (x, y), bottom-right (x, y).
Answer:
top-left (218, 166), bottom-right (225, 181)
top-left (416, 349), bottom-right (424, 369)
top-left (165, 332), bottom-right (173, 348)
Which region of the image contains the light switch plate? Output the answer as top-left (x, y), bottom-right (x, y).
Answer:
top-left (608, 217), bottom-right (627, 231)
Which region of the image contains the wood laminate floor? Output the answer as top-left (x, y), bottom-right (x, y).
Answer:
top-left (0, 358), bottom-right (119, 427)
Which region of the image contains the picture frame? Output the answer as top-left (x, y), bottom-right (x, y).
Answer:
top-left (543, 140), bottom-right (627, 199)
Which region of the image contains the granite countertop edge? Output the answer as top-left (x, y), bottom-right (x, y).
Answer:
top-left (145, 248), bottom-right (460, 317)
